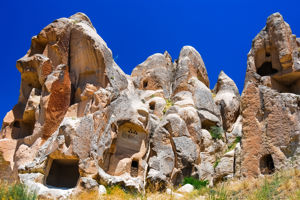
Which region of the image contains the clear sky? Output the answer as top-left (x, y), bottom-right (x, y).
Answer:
top-left (0, 0), bottom-right (299, 122)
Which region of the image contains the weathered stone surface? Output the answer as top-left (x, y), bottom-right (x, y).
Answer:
top-left (131, 52), bottom-right (174, 97)
top-left (1, 11), bottom-right (300, 199)
top-left (0, 139), bottom-right (18, 183)
top-left (98, 185), bottom-right (107, 195)
top-left (241, 12), bottom-right (300, 178)
top-left (215, 150), bottom-right (235, 181)
top-left (213, 71), bottom-right (240, 132)
top-left (173, 46), bottom-right (209, 92)
top-left (177, 183), bottom-right (194, 193)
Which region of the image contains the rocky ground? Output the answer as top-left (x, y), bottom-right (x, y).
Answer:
top-left (0, 11), bottom-right (299, 199)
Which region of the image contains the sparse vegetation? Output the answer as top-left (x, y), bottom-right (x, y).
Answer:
top-left (212, 92), bottom-right (217, 99)
top-left (163, 99), bottom-right (174, 114)
top-left (8, 169), bottom-right (300, 200)
top-left (227, 136), bottom-right (241, 152)
top-left (183, 177), bottom-right (208, 190)
top-left (207, 169), bottom-right (300, 200)
top-left (209, 126), bottom-right (223, 140)
top-left (0, 182), bottom-right (37, 200)
top-left (214, 158), bottom-right (220, 169)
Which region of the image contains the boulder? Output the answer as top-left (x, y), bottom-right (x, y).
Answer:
top-left (177, 183), bottom-right (194, 193)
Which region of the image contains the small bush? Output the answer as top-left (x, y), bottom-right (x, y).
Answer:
top-left (227, 136), bottom-right (242, 152)
top-left (163, 99), bottom-right (174, 114)
top-left (183, 177), bottom-right (208, 190)
top-left (209, 126), bottom-right (223, 140)
top-left (214, 158), bottom-right (220, 169)
top-left (0, 183), bottom-right (37, 200)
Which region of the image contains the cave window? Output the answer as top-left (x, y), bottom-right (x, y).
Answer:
top-left (257, 62), bottom-right (278, 76)
top-left (11, 121), bottom-right (34, 139)
top-left (149, 102), bottom-right (155, 110)
top-left (13, 121), bottom-right (20, 128)
top-left (130, 160), bottom-right (139, 177)
top-left (143, 80), bottom-right (148, 89)
top-left (45, 159), bottom-right (79, 188)
top-left (260, 154), bottom-right (275, 175)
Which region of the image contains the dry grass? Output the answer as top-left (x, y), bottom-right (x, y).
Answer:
top-left (207, 168), bottom-right (300, 200)
top-left (0, 181), bottom-right (37, 200)
top-left (40, 168), bottom-right (300, 199)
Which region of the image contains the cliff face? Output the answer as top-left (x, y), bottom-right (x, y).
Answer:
top-left (0, 12), bottom-right (299, 199)
top-left (240, 13), bottom-right (300, 177)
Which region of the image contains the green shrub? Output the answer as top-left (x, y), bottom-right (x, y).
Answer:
top-left (214, 158), bottom-right (220, 169)
top-left (227, 136), bottom-right (242, 152)
top-left (209, 126), bottom-right (223, 140)
top-left (0, 183), bottom-right (37, 200)
top-left (182, 177), bottom-right (208, 190)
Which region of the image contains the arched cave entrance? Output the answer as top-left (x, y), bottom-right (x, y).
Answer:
top-left (149, 101), bottom-right (155, 110)
top-left (45, 159), bottom-right (79, 188)
top-left (259, 154), bottom-right (275, 175)
top-left (105, 122), bottom-right (147, 177)
top-left (257, 62), bottom-right (278, 76)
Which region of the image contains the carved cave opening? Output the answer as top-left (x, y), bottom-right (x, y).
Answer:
top-left (11, 120), bottom-right (35, 139)
top-left (149, 102), bottom-right (155, 110)
top-left (257, 62), bottom-right (278, 76)
top-left (45, 159), bottom-right (79, 188)
top-left (260, 154), bottom-right (275, 175)
top-left (143, 80), bottom-right (148, 89)
top-left (104, 122), bottom-right (147, 177)
top-left (130, 160), bottom-right (139, 177)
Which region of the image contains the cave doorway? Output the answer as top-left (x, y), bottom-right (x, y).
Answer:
top-left (105, 122), bottom-right (147, 176)
top-left (149, 102), bottom-right (155, 110)
top-left (130, 160), bottom-right (139, 177)
top-left (11, 121), bottom-right (35, 139)
top-left (257, 62), bottom-right (278, 76)
top-left (45, 159), bottom-right (79, 188)
top-left (260, 154), bottom-right (275, 175)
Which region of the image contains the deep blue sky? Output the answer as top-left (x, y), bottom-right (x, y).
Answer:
top-left (0, 0), bottom-right (299, 122)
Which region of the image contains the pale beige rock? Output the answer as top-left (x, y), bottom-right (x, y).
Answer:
top-left (0, 139), bottom-right (18, 182)
top-left (2, 11), bottom-right (300, 199)
top-left (177, 183), bottom-right (194, 193)
top-left (215, 150), bottom-right (235, 181)
top-left (213, 71), bottom-right (240, 131)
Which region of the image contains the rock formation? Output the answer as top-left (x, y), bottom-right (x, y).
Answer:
top-left (240, 12), bottom-right (300, 177)
top-left (0, 12), bottom-right (299, 199)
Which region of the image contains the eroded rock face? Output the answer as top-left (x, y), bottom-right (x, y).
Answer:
top-left (241, 12), bottom-right (300, 177)
top-left (1, 11), bottom-right (299, 199)
top-left (0, 12), bottom-right (228, 196)
top-left (213, 71), bottom-right (240, 132)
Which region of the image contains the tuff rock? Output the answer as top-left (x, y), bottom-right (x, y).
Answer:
top-left (0, 11), bottom-right (299, 199)
top-left (241, 12), bottom-right (300, 177)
